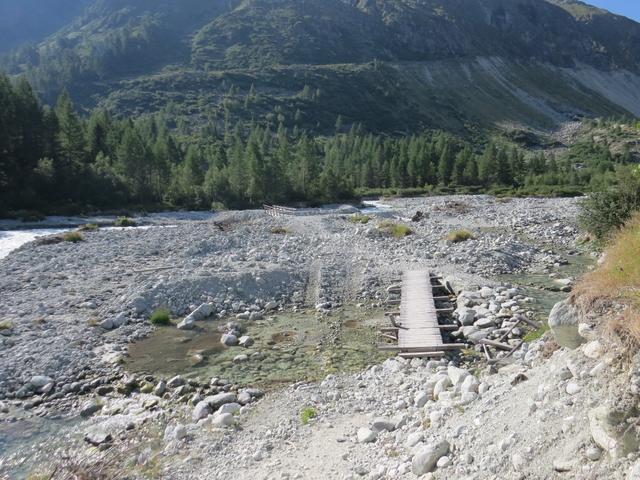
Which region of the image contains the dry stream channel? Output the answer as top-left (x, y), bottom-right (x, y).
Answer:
top-left (0, 199), bottom-right (593, 476)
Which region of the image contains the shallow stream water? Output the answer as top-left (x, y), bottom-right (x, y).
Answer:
top-left (126, 306), bottom-right (391, 388)
top-left (494, 252), bottom-right (595, 320)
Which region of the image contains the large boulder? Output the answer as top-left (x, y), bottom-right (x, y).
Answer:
top-left (412, 440), bottom-right (450, 475)
top-left (357, 428), bottom-right (377, 443)
top-left (206, 392), bottom-right (237, 410)
top-left (188, 303), bottom-right (215, 322)
top-left (177, 317), bottom-right (195, 330)
top-left (193, 401), bottom-right (212, 421)
top-left (548, 299), bottom-right (585, 349)
top-left (589, 406), bottom-right (640, 459)
top-left (456, 307), bottom-right (476, 326)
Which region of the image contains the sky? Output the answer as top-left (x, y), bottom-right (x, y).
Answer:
top-left (587, 0), bottom-right (640, 21)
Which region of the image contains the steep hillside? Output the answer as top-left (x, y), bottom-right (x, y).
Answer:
top-left (2, 0), bottom-right (640, 135)
top-left (0, 0), bottom-right (92, 53)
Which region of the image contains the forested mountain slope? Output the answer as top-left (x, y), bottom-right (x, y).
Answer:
top-left (0, 0), bottom-right (92, 53)
top-left (2, 0), bottom-right (640, 135)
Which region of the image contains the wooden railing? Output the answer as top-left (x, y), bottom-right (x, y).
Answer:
top-left (263, 204), bottom-right (297, 217)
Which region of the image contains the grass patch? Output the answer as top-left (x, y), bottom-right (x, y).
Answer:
top-left (349, 214), bottom-right (371, 224)
top-left (150, 308), bottom-right (171, 326)
top-left (301, 407), bottom-right (318, 425)
top-left (574, 213), bottom-right (640, 347)
top-left (523, 323), bottom-right (550, 342)
top-left (63, 232), bottom-right (85, 243)
top-left (461, 348), bottom-right (483, 358)
top-left (447, 229), bottom-right (475, 243)
top-left (378, 221), bottom-right (413, 238)
top-left (115, 216), bottom-right (136, 227)
top-left (271, 226), bottom-right (292, 235)
top-left (0, 320), bottom-right (13, 330)
top-left (78, 223), bottom-right (99, 231)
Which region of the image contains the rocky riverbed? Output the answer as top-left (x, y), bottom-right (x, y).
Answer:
top-left (4, 194), bottom-right (627, 479)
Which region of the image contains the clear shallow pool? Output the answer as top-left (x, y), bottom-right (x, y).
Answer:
top-left (126, 306), bottom-right (391, 388)
top-left (494, 253), bottom-right (595, 320)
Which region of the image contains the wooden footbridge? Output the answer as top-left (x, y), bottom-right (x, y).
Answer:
top-left (379, 270), bottom-right (465, 359)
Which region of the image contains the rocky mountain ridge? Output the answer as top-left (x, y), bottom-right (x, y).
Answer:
top-left (2, 0), bottom-right (640, 134)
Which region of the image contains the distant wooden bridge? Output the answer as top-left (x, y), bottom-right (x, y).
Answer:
top-left (379, 270), bottom-right (464, 359)
top-left (263, 204), bottom-right (297, 218)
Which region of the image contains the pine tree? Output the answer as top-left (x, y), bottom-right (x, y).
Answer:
top-left (116, 124), bottom-right (151, 201)
top-left (438, 142), bottom-right (455, 185)
top-left (56, 90), bottom-right (87, 177)
top-left (479, 142), bottom-right (498, 184)
top-left (463, 157), bottom-right (479, 185)
top-left (496, 148), bottom-right (513, 185)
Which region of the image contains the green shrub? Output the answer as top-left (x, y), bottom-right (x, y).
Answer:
top-left (271, 226), bottom-right (292, 235)
top-left (78, 223), bottom-right (99, 232)
top-left (0, 320), bottom-right (13, 330)
top-left (349, 214), bottom-right (371, 224)
top-left (580, 166), bottom-right (640, 239)
top-left (63, 232), bottom-right (85, 243)
top-left (301, 407), bottom-right (318, 425)
top-left (378, 221), bottom-right (413, 238)
top-left (523, 324), bottom-right (550, 342)
top-left (447, 229), bottom-right (475, 243)
top-left (150, 308), bottom-right (171, 326)
top-left (115, 216), bottom-right (136, 227)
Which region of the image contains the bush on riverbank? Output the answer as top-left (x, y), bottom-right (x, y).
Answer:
top-left (301, 407), bottom-right (318, 425)
top-left (349, 214), bottom-right (371, 224)
top-left (150, 309), bottom-right (171, 326)
top-left (579, 166), bottom-right (640, 240)
top-left (78, 223), bottom-right (99, 232)
top-left (115, 217), bottom-right (136, 227)
top-left (271, 226), bottom-right (292, 235)
top-left (574, 213), bottom-right (640, 347)
top-left (447, 229), bottom-right (475, 243)
top-left (378, 221), bottom-right (413, 238)
top-left (63, 232), bottom-right (84, 243)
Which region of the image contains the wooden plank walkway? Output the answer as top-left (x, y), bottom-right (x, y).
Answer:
top-left (397, 270), bottom-right (444, 355)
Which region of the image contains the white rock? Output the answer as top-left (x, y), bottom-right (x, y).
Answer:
top-left (192, 401), bottom-right (211, 421)
top-left (548, 299), bottom-right (584, 349)
top-left (206, 392), bottom-right (237, 409)
top-left (217, 402), bottom-right (241, 415)
top-left (512, 453), bottom-right (526, 471)
top-left (447, 366), bottom-right (470, 386)
top-left (221, 333), bottom-right (239, 346)
top-left (457, 307), bottom-right (476, 326)
top-left (583, 340), bottom-right (604, 360)
top-left (177, 317), bottom-right (195, 330)
top-left (30, 376), bottom-right (53, 388)
top-left (414, 391), bottom-right (429, 408)
top-left (411, 440), bottom-right (450, 475)
top-left (589, 406), bottom-right (624, 458)
top-left (565, 382), bottom-right (582, 395)
top-left (433, 377), bottom-right (452, 400)
top-left (578, 323), bottom-right (597, 341)
top-left (589, 362), bottom-right (606, 377)
top-left (357, 428), bottom-right (377, 444)
top-left (167, 376), bottom-right (185, 388)
top-left (212, 413), bottom-right (235, 427)
top-left (460, 375), bottom-right (479, 394)
top-left (558, 367), bottom-right (573, 380)
top-left (436, 456), bottom-right (452, 468)
top-left (406, 432), bottom-right (423, 448)
top-left (586, 446), bottom-right (602, 461)
top-left (187, 303), bottom-right (214, 322)
top-left (372, 417), bottom-right (396, 433)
